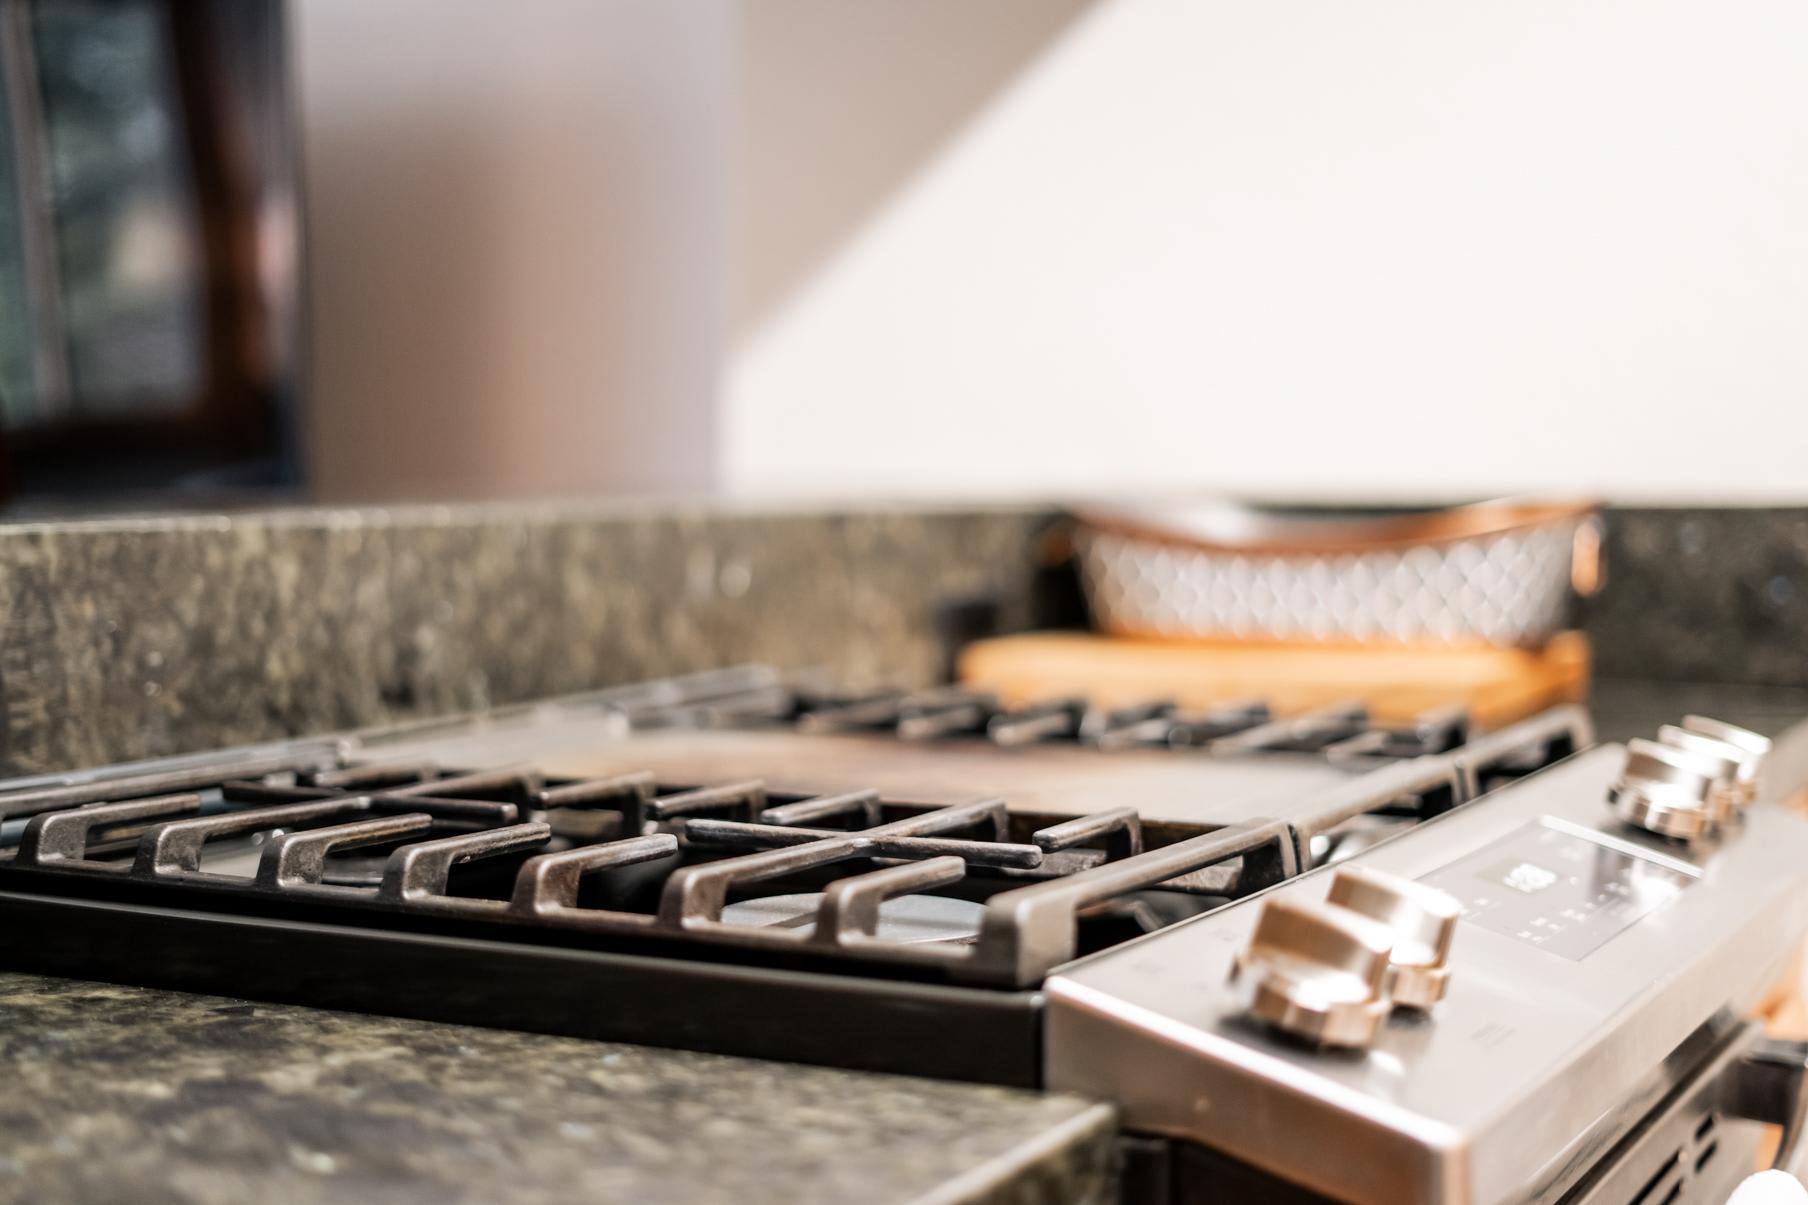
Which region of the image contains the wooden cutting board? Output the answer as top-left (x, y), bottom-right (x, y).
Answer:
top-left (957, 631), bottom-right (1591, 729)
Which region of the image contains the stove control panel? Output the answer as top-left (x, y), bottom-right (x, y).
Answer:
top-left (1046, 731), bottom-right (1808, 1205)
top-left (1418, 817), bottom-right (1698, 961)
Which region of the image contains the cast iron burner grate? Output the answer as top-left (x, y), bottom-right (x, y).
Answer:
top-left (0, 752), bottom-right (1331, 987)
top-left (639, 680), bottom-right (1475, 760)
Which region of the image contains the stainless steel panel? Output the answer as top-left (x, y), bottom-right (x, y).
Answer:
top-left (1045, 745), bottom-right (1808, 1204)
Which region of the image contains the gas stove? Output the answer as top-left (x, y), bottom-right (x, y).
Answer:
top-left (2, 666), bottom-right (1804, 1203)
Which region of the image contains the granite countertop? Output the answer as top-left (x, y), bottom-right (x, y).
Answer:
top-left (0, 974), bottom-right (1115, 1205)
top-left (1586, 679), bottom-right (1808, 745)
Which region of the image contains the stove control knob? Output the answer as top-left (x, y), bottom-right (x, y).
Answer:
top-left (1231, 896), bottom-right (1395, 1049)
top-left (1657, 725), bottom-right (1747, 825)
top-left (1681, 716), bottom-right (1770, 810)
top-left (1326, 866), bottom-right (1460, 1010)
top-left (1609, 738), bottom-right (1723, 842)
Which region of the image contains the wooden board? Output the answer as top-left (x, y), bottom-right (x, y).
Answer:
top-left (957, 631), bottom-right (1591, 730)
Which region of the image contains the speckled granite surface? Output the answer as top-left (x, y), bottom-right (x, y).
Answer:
top-left (0, 973), bottom-right (1115, 1205)
top-left (0, 504), bottom-right (1046, 775)
top-left (1587, 678), bottom-right (1808, 745)
top-left (1588, 507), bottom-right (1808, 685)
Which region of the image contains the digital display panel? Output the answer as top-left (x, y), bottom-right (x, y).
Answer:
top-left (1420, 819), bottom-right (1698, 961)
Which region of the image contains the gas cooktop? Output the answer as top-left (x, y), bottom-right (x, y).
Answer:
top-left (2, 666), bottom-right (1804, 1204)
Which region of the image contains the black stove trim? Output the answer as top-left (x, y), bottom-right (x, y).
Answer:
top-left (0, 885), bottom-right (1047, 1087)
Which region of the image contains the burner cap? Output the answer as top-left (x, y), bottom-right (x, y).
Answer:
top-left (719, 892), bottom-right (985, 945)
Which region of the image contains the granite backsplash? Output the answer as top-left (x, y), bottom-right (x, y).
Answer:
top-left (0, 502), bottom-right (1800, 775)
top-left (1589, 507), bottom-right (1808, 687)
top-left (0, 504), bottom-right (1047, 775)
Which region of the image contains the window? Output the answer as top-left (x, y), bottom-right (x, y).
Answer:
top-left (0, 0), bottom-right (295, 500)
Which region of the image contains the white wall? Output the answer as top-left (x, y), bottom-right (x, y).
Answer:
top-left (734, 0), bottom-right (1093, 332)
top-left (727, 0), bottom-right (1808, 503)
top-left (295, 0), bottom-right (731, 502)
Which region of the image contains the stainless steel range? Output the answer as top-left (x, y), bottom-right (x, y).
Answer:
top-left (1, 666), bottom-right (1803, 1203)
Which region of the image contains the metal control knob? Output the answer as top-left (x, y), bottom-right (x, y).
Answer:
top-left (1326, 866), bottom-right (1461, 1010)
top-left (1657, 725), bottom-right (1746, 825)
top-left (1682, 715), bottom-right (1771, 809)
top-left (1608, 738), bottom-right (1725, 842)
top-left (1231, 896), bottom-right (1395, 1049)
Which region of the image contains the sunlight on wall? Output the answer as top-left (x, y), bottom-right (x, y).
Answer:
top-left (727, 0), bottom-right (1808, 503)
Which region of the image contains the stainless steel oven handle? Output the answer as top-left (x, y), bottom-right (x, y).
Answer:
top-left (1727, 1035), bottom-right (1808, 1175)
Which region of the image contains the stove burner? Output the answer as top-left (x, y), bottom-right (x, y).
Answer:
top-left (720, 892), bottom-right (986, 945)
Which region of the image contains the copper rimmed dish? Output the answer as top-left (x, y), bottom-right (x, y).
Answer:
top-left (1073, 497), bottom-right (1602, 648)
